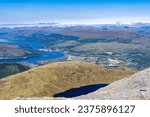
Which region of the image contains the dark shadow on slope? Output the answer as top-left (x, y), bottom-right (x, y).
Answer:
top-left (53, 84), bottom-right (108, 98)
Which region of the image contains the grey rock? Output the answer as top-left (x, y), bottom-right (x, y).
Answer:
top-left (75, 68), bottom-right (150, 100)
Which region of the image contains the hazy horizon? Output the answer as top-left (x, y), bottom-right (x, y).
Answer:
top-left (0, 0), bottom-right (150, 24)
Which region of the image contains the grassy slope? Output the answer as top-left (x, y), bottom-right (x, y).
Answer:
top-left (0, 63), bottom-right (30, 79)
top-left (0, 61), bottom-right (135, 99)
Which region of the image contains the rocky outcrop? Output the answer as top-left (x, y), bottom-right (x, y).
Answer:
top-left (76, 68), bottom-right (150, 100)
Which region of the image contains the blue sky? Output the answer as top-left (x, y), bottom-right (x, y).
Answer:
top-left (0, 0), bottom-right (150, 24)
top-left (0, 0), bottom-right (150, 4)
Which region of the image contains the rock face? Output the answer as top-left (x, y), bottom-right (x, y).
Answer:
top-left (76, 68), bottom-right (150, 100)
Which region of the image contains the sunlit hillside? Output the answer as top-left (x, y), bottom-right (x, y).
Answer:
top-left (0, 61), bottom-right (135, 99)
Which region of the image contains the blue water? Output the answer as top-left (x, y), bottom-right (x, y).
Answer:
top-left (0, 39), bottom-right (68, 64)
top-left (0, 39), bottom-right (9, 43)
top-left (53, 84), bottom-right (108, 98)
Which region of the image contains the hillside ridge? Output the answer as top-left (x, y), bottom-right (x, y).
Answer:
top-left (0, 61), bottom-right (135, 99)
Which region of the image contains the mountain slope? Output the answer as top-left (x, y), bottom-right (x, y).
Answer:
top-left (0, 63), bottom-right (30, 79)
top-left (0, 61), bottom-right (135, 99)
top-left (76, 67), bottom-right (150, 100)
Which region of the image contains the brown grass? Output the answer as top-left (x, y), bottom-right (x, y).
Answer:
top-left (0, 61), bottom-right (136, 99)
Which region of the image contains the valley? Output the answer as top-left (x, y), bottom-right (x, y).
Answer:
top-left (0, 24), bottom-right (150, 99)
top-left (1, 24), bottom-right (150, 70)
